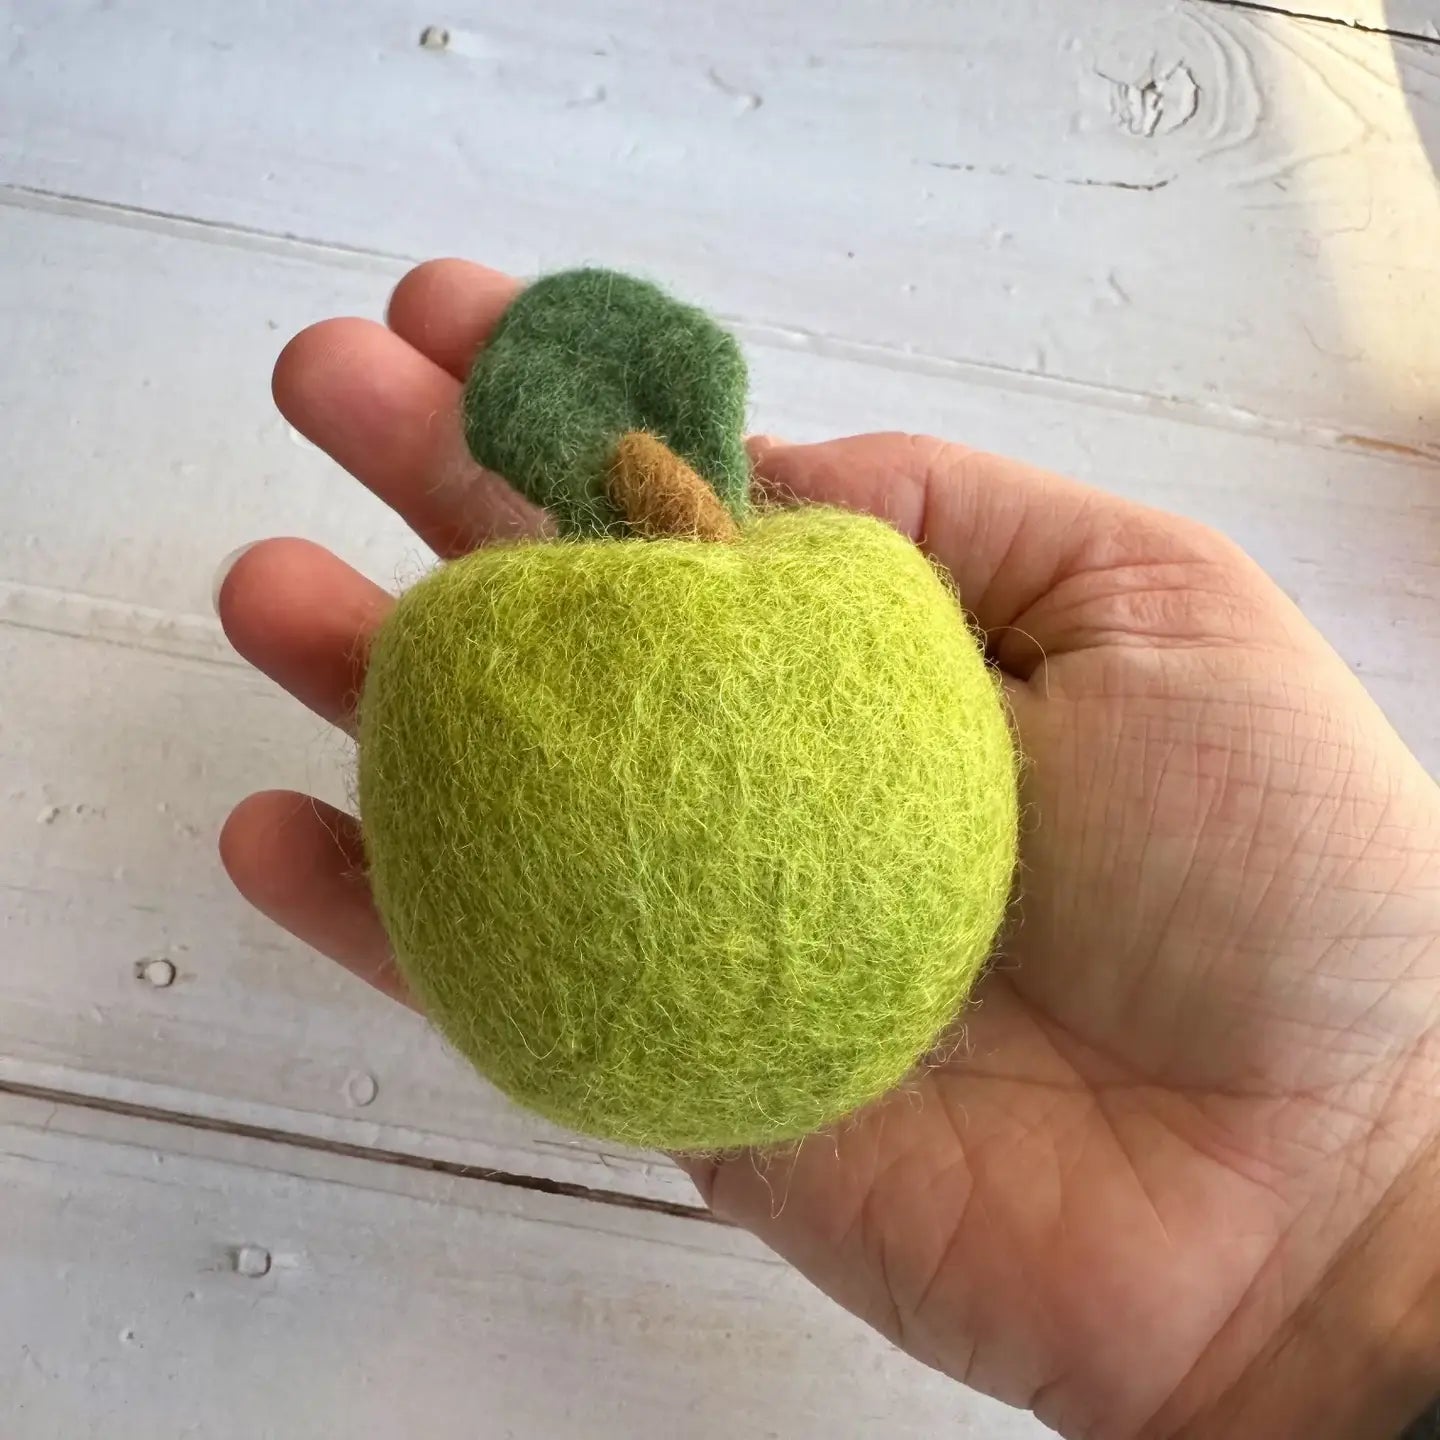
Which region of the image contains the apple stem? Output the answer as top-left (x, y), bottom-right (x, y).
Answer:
top-left (606, 431), bottom-right (740, 542)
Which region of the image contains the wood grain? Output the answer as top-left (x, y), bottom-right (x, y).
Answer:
top-left (3, 0), bottom-right (1440, 448)
top-left (0, 1091), bottom-right (1047, 1438)
top-left (0, 610), bottom-right (700, 1204)
top-left (1212, 1), bottom-right (1440, 39)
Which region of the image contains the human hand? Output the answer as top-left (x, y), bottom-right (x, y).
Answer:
top-left (218, 260), bottom-right (1440, 1440)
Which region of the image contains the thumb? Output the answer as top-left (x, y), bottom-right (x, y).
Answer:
top-left (752, 432), bottom-right (1241, 679)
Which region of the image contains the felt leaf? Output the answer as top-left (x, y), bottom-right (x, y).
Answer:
top-left (462, 269), bottom-right (750, 537)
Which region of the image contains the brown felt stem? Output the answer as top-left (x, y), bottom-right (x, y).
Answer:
top-left (607, 431), bottom-right (740, 542)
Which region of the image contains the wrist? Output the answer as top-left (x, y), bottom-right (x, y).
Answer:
top-left (1173, 1133), bottom-right (1440, 1440)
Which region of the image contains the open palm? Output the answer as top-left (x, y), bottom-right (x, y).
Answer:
top-left (219, 261), bottom-right (1440, 1440)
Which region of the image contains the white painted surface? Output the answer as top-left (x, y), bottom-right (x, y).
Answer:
top-left (0, 198), bottom-right (1432, 1217)
top-left (1300, 0), bottom-right (1440, 34)
top-left (5, 0), bottom-right (1440, 447)
top-left (0, 202), bottom-right (1432, 758)
top-left (0, 1092), bottom-right (1040, 1438)
top-left (0, 617), bottom-right (698, 1206)
top-left (0, 0), bottom-right (1437, 1432)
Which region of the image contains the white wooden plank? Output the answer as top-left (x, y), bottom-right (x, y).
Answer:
top-left (0, 198), bottom-right (1434, 1212)
top-left (0, 198), bottom-right (418, 620)
top-left (0, 1092), bottom-right (1045, 1438)
top-left (4, 0), bottom-right (1440, 448)
top-left (1262, 0), bottom-right (1440, 37)
top-left (1, 201), bottom-right (1432, 750)
top-left (0, 616), bottom-right (698, 1205)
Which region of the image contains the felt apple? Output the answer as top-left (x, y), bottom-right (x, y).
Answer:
top-left (357, 269), bottom-right (1017, 1151)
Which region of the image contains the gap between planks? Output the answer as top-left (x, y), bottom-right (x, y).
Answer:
top-left (5, 180), bottom-right (1438, 467)
top-left (1189, 0), bottom-right (1440, 46)
top-left (0, 579), bottom-right (241, 669)
top-left (0, 1076), bottom-right (715, 1223)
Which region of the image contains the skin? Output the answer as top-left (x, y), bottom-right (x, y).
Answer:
top-left (218, 259), bottom-right (1440, 1439)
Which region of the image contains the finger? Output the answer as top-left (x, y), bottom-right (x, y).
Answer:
top-left (217, 538), bottom-right (392, 733)
top-left (753, 433), bottom-right (1199, 678)
top-left (220, 790), bottom-right (413, 1006)
top-left (386, 258), bottom-right (522, 381)
top-left (273, 317), bottom-right (546, 557)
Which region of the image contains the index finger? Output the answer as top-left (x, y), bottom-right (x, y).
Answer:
top-left (387, 258), bottom-right (525, 382)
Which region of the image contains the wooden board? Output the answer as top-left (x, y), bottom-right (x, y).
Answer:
top-left (4, 0), bottom-right (1440, 450)
top-left (1, 3), bottom-right (1438, 1427)
top-left (0, 1091), bottom-right (1047, 1438)
top-left (1, 201), bottom-right (1433, 753)
top-left (0, 196), bottom-right (1434, 1216)
top-left (0, 612), bottom-right (697, 1205)
top-left (1253, 1), bottom-right (1440, 38)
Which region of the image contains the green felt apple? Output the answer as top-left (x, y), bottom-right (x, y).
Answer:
top-left (357, 269), bottom-right (1018, 1151)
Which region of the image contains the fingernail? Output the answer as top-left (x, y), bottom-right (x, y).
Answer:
top-left (212, 542), bottom-right (258, 615)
